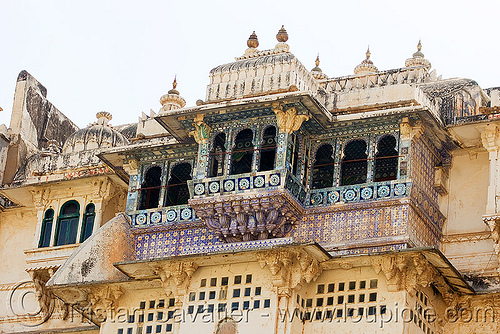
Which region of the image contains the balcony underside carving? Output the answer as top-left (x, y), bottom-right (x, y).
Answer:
top-left (189, 190), bottom-right (302, 243)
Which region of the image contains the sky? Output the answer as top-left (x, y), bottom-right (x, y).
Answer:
top-left (1, 0), bottom-right (499, 129)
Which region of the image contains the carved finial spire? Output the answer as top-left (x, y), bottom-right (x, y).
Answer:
top-left (276, 25), bottom-right (288, 43)
top-left (405, 39), bottom-right (431, 70)
top-left (96, 111), bottom-right (112, 126)
top-left (311, 53), bottom-right (327, 80)
top-left (161, 76), bottom-right (186, 111)
top-left (247, 31), bottom-right (259, 48)
top-left (315, 54), bottom-right (320, 67)
top-left (354, 46), bottom-right (378, 75)
top-left (168, 76), bottom-right (179, 95)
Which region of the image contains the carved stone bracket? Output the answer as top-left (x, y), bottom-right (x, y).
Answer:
top-left (189, 114), bottom-right (211, 144)
top-left (190, 192), bottom-right (301, 243)
top-left (152, 261), bottom-right (198, 298)
top-left (484, 214), bottom-right (500, 275)
top-left (272, 102), bottom-right (309, 134)
top-left (27, 270), bottom-right (54, 319)
top-left (30, 187), bottom-right (51, 209)
top-left (371, 253), bottom-right (460, 307)
top-left (257, 248), bottom-right (323, 295)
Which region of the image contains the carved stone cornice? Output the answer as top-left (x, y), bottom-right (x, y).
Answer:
top-left (189, 114), bottom-right (211, 144)
top-left (189, 191), bottom-right (302, 243)
top-left (151, 261), bottom-right (198, 297)
top-left (272, 102), bottom-right (309, 134)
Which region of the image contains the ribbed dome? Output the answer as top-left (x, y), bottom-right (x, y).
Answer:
top-left (62, 112), bottom-right (129, 154)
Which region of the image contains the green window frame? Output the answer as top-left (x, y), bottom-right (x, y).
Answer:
top-left (80, 203), bottom-right (95, 243)
top-left (55, 200), bottom-right (80, 246)
top-left (38, 209), bottom-right (54, 248)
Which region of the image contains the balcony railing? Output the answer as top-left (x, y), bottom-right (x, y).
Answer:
top-left (128, 204), bottom-right (197, 228)
top-left (307, 179), bottom-right (411, 206)
top-left (188, 169), bottom-right (307, 205)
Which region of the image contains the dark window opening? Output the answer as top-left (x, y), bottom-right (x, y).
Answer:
top-left (164, 163), bottom-right (192, 207)
top-left (230, 129), bottom-right (254, 175)
top-left (288, 133), bottom-right (300, 176)
top-left (374, 135), bottom-right (398, 182)
top-left (139, 166), bottom-right (162, 210)
top-left (302, 141), bottom-right (310, 187)
top-left (80, 203), bottom-right (95, 242)
top-left (39, 209), bottom-right (54, 248)
top-left (340, 140), bottom-right (368, 186)
top-left (311, 144), bottom-right (335, 189)
top-left (55, 201), bottom-right (79, 246)
top-left (208, 133), bottom-right (226, 177)
top-left (259, 126), bottom-right (277, 172)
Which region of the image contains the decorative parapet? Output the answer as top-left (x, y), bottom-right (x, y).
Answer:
top-left (307, 180), bottom-right (410, 206)
top-left (325, 67), bottom-right (430, 94)
top-left (128, 204), bottom-right (197, 227)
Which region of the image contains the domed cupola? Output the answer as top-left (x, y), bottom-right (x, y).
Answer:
top-left (62, 112), bottom-right (129, 154)
top-left (354, 47), bottom-right (378, 75)
top-left (160, 77), bottom-right (186, 112)
top-left (405, 40), bottom-right (431, 70)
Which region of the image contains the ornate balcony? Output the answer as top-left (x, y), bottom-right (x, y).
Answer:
top-left (188, 169), bottom-right (305, 243)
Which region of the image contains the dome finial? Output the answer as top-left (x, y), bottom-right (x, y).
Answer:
top-left (366, 46), bottom-right (371, 60)
top-left (405, 39), bottom-right (431, 70)
top-left (315, 54), bottom-right (320, 67)
top-left (247, 31), bottom-right (259, 48)
top-left (276, 25), bottom-right (288, 43)
top-left (96, 111), bottom-right (112, 125)
top-left (168, 76), bottom-right (180, 95)
top-left (354, 46), bottom-right (378, 75)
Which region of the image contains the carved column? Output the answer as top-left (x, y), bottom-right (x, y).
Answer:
top-left (123, 157), bottom-right (139, 211)
top-left (272, 102), bottom-right (309, 171)
top-left (189, 114), bottom-right (211, 179)
top-left (399, 117), bottom-right (423, 181)
top-left (479, 124), bottom-right (499, 214)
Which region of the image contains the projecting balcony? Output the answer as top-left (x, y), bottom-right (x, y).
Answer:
top-left (127, 204), bottom-right (197, 228)
top-left (187, 169), bottom-right (306, 243)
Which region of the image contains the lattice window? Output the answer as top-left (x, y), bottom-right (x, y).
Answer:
top-left (258, 126), bottom-right (277, 172)
top-left (311, 144), bottom-right (335, 189)
top-left (209, 132), bottom-right (226, 177)
top-left (139, 166), bottom-right (162, 210)
top-left (230, 129), bottom-right (254, 175)
top-left (340, 140), bottom-right (368, 186)
top-left (164, 163), bottom-right (192, 207)
top-left (374, 135), bottom-right (398, 182)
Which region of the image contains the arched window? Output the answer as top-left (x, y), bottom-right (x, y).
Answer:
top-left (311, 144), bottom-right (335, 189)
top-left (230, 129), bottom-right (254, 175)
top-left (259, 126), bottom-right (277, 172)
top-left (139, 166), bottom-right (162, 210)
top-left (164, 163), bottom-right (192, 207)
top-left (39, 209), bottom-right (54, 248)
top-left (80, 203), bottom-right (95, 243)
top-left (55, 201), bottom-right (80, 246)
top-left (208, 133), bottom-right (226, 177)
top-left (340, 139), bottom-right (368, 186)
top-left (374, 135), bottom-right (398, 182)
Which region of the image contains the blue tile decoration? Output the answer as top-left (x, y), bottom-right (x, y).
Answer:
top-left (182, 237), bottom-right (294, 255)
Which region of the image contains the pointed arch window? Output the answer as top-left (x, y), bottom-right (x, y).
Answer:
top-left (139, 166), bottom-right (162, 210)
top-left (259, 126), bottom-right (277, 172)
top-left (208, 133), bottom-right (226, 177)
top-left (340, 139), bottom-right (368, 186)
top-left (311, 144), bottom-right (335, 189)
top-left (230, 129), bottom-right (254, 175)
top-left (80, 203), bottom-right (95, 243)
top-left (374, 135), bottom-right (398, 182)
top-left (164, 163), bottom-right (192, 207)
top-left (39, 209), bottom-right (54, 248)
top-left (55, 201), bottom-right (80, 246)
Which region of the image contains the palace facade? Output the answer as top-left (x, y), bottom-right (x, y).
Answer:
top-left (1, 27), bottom-right (500, 333)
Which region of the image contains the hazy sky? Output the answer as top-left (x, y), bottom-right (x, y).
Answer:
top-left (1, 0), bottom-right (499, 129)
